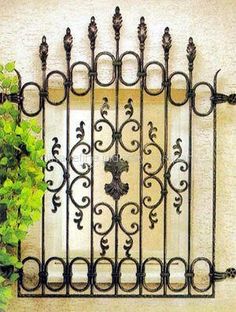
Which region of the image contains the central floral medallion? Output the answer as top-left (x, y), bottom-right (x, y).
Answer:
top-left (104, 154), bottom-right (129, 200)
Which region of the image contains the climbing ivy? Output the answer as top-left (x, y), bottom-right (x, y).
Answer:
top-left (0, 62), bottom-right (47, 311)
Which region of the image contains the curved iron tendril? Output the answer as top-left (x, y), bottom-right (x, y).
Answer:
top-left (94, 97), bottom-right (140, 153)
top-left (46, 137), bottom-right (67, 213)
top-left (69, 122), bottom-right (91, 229)
top-left (166, 138), bottom-right (189, 214)
top-left (119, 202), bottom-right (139, 257)
top-left (143, 122), bottom-right (164, 229)
top-left (93, 202), bottom-right (139, 257)
top-left (93, 203), bottom-right (115, 256)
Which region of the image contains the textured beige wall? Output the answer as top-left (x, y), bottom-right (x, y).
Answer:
top-left (0, 0), bottom-right (236, 311)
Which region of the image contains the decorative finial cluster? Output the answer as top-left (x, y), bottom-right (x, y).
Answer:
top-left (39, 36), bottom-right (48, 70)
top-left (162, 27), bottom-right (172, 58)
top-left (214, 267), bottom-right (236, 281)
top-left (226, 268), bottom-right (236, 278)
top-left (64, 27), bottom-right (73, 59)
top-left (187, 37), bottom-right (196, 71)
top-left (88, 16), bottom-right (98, 50)
top-left (113, 6), bottom-right (122, 40)
top-left (138, 17), bottom-right (147, 51)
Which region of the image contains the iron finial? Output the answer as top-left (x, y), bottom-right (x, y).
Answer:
top-left (187, 37), bottom-right (196, 71)
top-left (64, 27), bottom-right (73, 59)
top-left (138, 17), bottom-right (147, 51)
top-left (162, 27), bottom-right (172, 59)
top-left (88, 16), bottom-right (98, 50)
top-left (113, 6), bottom-right (122, 40)
top-left (39, 36), bottom-right (48, 70)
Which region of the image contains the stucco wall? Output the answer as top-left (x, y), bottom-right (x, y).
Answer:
top-left (0, 0), bottom-right (236, 311)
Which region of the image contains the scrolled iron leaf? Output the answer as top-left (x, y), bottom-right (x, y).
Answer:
top-left (113, 6), bottom-right (122, 40)
top-left (88, 16), bottom-right (98, 50)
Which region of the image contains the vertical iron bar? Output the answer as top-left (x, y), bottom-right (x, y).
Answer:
top-left (186, 37), bottom-right (196, 295)
top-left (212, 70), bottom-right (220, 296)
top-left (162, 27), bottom-right (171, 295)
top-left (113, 6), bottom-right (122, 295)
top-left (88, 17), bottom-right (97, 294)
top-left (39, 36), bottom-right (48, 295)
top-left (16, 69), bottom-right (22, 296)
top-left (138, 17), bottom-right (147, 294)
top-left (64, 28), bottom-right (73, 295)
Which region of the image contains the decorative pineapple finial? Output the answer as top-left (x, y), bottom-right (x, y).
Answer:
top-left (39, 36), bottom-right (48, 70)
top-left (64, 27), bottom-right (73, 60)
top-left (113, 6), bottom-right (122, 40)
top-left (186, 37), bottom-right (196, 71)
top-left (88, 16), bottom-right (98, 50)
top-left (138, 17), bottom-right (147, 51)
top-left (162, 27), bottom-right (172, 58)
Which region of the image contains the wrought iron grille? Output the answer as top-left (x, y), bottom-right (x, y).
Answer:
top-left (2, 6), bottom-right (235, 298)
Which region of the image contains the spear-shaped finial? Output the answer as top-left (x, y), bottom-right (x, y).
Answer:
top-left (138, 17), bottom-right (147, 51)
top-left (162, 27), bottom-right (172, 59)
top-left (64, 27), bottom-right (73, 60)
top-left (113, 6), bottom-right (122, 41)
top-left (39, 36), bottom-right (48, 70)
top-left (88, 16), bottom-right (98, 50)
top-left (186, 37), bottom-right (196, 71)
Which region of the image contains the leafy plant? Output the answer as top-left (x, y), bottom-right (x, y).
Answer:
top-left (0, 62), bottom-right (47, 311)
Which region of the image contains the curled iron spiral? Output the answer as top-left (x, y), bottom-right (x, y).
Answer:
top-left (69, 122), bottom-right (91, 229)
top-left (166, 138), bottom-right (189, 214)
top-left (143, 122), bottom-right (164, 229)
top-left (46, 137), bottom-right (67, 213)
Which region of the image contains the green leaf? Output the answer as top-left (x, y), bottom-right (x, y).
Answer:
top-left (32, 124), bottom-right (41, 134)
top-left (31, 210), bottom-right (41, 222)
top-left (0, 64), bottom-right (4, 72)
top-left (18, 223), bottom-right (28, 231)
top-left (9, 273), bottom-right (19, 282)
top-left (20, 120), bottom-right (30, 131)
top-left (15, 126), bottom-right (23, 135)
top-left (14, 262), bottom-right (22, 269)
top-left (10, 84), bottom-right (18, 93)
top-left (0, 72), bottom-right (4, 81)
top-left (0, 157), bottom-right (8, 165)
top-left (5, 61), bottom-right (15, 72)
top-left (3, 101), bottom-right (13, 111)
top-left (2, 231), bottom-right (18, 245)
top-left (2, 78), bottom-right (11, 89)
top-left (3, 123), bottom-right (11, 133)
top-left (30, 120), bottom-right (41, 134)
top-left (9, 108), bottom-right (19, 119)
top-left (3, 179), bottom-right (13, 188)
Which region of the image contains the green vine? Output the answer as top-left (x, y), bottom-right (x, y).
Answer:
top-left (0, 62), bottom-right (47, 311)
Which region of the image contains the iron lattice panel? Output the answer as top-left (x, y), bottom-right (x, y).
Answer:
top-left (5, 7), bottom-right (234, 298)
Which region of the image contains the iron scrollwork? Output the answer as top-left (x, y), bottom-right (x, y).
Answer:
top-left (69, 121), bottom-right (91, 229)
top-left (46, 137), bottom-right (67, 213)
top-left (166, 138), bottom-right (189, 214)
top-left (119, 98), bottom-right (140, 153)
top-left (93, 202), bottom-right (115, 256)
top-left (94, 202), bottom-right (139, 258)
top-left (94, 97), bottom-right (116, 153)
top-left (94, 97), bottom-right (140, 153)
top-left (119, 202), bottom-right (140, 258)
top-left (143, 122), bottom-right (164, 229)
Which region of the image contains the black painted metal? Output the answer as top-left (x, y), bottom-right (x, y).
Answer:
top-left (6, 6), bottom-right (234, 298)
